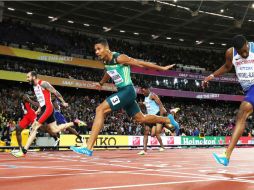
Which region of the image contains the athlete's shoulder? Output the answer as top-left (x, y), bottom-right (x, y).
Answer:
top-left (40, 80), bottom-right (50, 87)
top-left (150, 92), bottom-right (158, 99)
top-left (113, 52), bottom-right (122, 62)
top-left (225, 47), bottom-right (234, 59)
top-left (112, 51), bottom-right (121, 57)
top-left (38, 79), bottom-right (44, 85)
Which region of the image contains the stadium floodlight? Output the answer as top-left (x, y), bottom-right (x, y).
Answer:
top-left (48, 16), bottom-right (58, 22)
top-left (103, 26), bottom-right (111, 32)
top-left (151, 34), bottom-right (159, 39)
top-left (8, 7), bottom-right (15, 11)
top-left (196, 40), bottom-right (203, 45)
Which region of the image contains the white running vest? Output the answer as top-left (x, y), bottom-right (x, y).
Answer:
top-left (232, 42), bottom-right (254, 92)
top-left (33, 84), bottom-right (46, 107)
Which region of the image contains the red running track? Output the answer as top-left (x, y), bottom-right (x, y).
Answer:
top-left (1, 148), bottom-right (254, 190)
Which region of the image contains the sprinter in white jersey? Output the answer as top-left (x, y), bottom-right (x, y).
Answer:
top-left (202, 35), bottom-right (254, 166)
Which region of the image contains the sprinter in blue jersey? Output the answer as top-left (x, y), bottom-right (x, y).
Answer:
top-left (138, 84), bottom-right (180, 155)
top-left (52, 94), bottom-right (86, 145)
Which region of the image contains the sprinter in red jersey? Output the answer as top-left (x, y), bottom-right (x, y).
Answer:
top-left (13, 92), bottom-right (38, 151)
top-left (11, 71), bottom-right (85, 158)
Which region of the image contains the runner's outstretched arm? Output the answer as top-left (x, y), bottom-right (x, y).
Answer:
top-left (116, 54), bottom-right (175, 71)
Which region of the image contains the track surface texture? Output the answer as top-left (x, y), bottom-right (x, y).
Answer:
top-left (1, 148), bottom-right (254, 190)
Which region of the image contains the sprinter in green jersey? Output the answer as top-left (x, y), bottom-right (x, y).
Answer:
top-left (70, 38), bottom-right (175, 156)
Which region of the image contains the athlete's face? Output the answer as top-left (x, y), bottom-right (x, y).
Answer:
top-left (94, 43), bottom-right (109, 60)
top-left (141, 88), bottom-right (149, 96)
top-left (237, 42), bottom-right (249, 59)
top-left (26, 73), bottom-right (36, 85)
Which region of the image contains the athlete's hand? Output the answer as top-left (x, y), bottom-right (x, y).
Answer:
top-left (202, 75), bottom-right (214, 89)
top-left (161, 64), bottom-right (175, 71)
top-left (62, 102), bottom-right (69, 107)
top-left (95, 82), bottom-right (103, 91)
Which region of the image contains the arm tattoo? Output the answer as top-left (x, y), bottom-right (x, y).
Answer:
top-left (41, 82), bottom-right (65, 103)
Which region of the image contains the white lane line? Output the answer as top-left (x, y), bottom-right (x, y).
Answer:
top-left (9, 165), bottom-right (100, 172)
top-left (29, 153), bottom-right (236, 181)
top-left (73, 179), bottom-right (221, 190)
top-left (0, 168), bottom-right (225, 180)
top-left (0, 171), bottom-right (118, 179)
top-left (15, 151), bottom-right (254, 184)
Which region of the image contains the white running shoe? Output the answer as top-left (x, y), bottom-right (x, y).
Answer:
top-left (11, 149), bottom-right (20, 153)
top-left (170, 108), bottom-right (180, 114)
top-left (53, 138), bottom-right (60, 147)
top-left (159, 148), bottom-right (165, 152)
top-left (137, 150), bottom-right (147, 155)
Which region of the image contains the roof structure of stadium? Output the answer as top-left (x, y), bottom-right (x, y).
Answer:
top-left (2, 1), bottom-right (254, 50)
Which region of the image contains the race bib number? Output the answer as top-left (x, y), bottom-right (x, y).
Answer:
top-left (110, 95), bottom-right (120, 106)
top-left (107, 70), bottom-right (123, 85)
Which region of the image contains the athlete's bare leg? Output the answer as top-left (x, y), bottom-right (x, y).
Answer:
top-left (23, 121), bottom-right (73, 151)
top-left (86, 100), bottom-right (112, 150)
top-left (15, 125), bottom-right (23, 150)
top-left (133, 112), bottom-right (171, 124)
top-left (47, 121), bottom-right (75, 134)
top-left (86, 103), bottom-right (169, 150)
top-left (225, 101), bottom-right (253, 159)
top-left (143, 126), bottom-right (150, 152)
top-left (24, 121), bottom-right (42, 150)
top-left (155, 123), bottom-right (164, 149)
top-left (45, 125), bottom-right (60, 140)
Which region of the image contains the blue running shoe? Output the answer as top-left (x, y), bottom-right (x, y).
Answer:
top-left (70, 146), bottom-right (93, 156)
top-left (213, 152), bottom-right (229, 166)
top-left (70, 146), bottom-right (82, 154)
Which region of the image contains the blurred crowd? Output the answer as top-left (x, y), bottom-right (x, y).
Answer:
top-left (0, 19), bottom-right (226, 72)
top-left (0, 55), bottom-right (242, 95)
top-left (0, 18), bottom-right (250, 143)
top-left (0, 82), bottom-right (252, 143)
